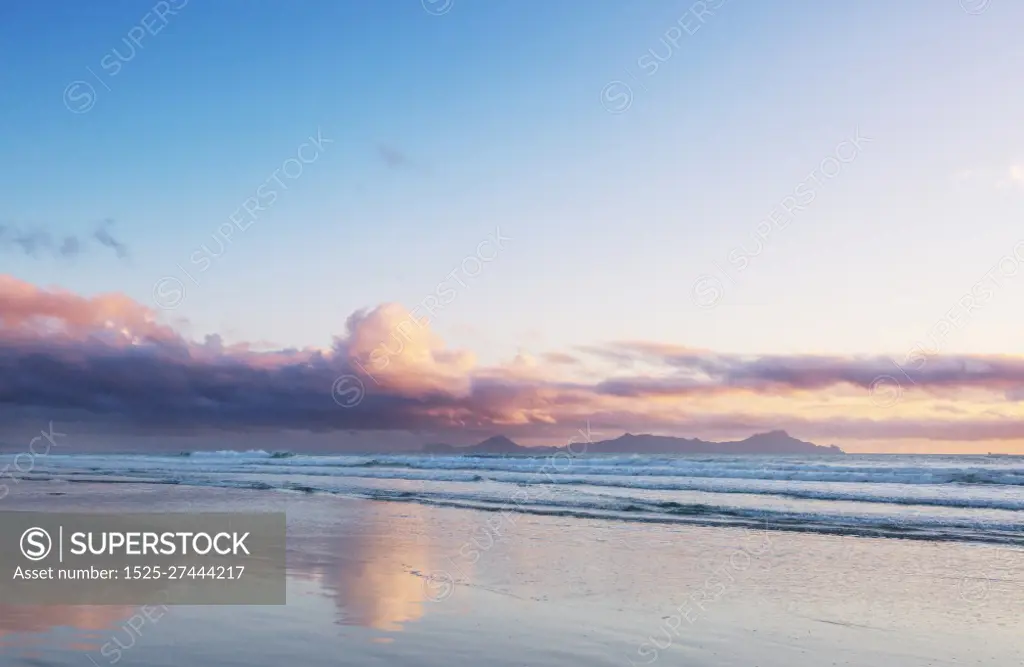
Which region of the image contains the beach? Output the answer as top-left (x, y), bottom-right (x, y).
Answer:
top-left (5, 1), bottom-right (1024, 664)
top-left (0, 474), bottom-right (1020, 666)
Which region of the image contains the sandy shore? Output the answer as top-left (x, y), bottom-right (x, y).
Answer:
top-left (0, 482), bottom-right (1020, 666)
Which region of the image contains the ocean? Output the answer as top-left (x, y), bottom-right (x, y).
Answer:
top-left (8, 451), bottom-right (1022, 546)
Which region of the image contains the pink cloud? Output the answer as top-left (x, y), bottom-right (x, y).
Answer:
top-left (3, 275), bottom-right (1024, 447)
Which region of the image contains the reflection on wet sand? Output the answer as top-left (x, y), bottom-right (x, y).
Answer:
top-left (290, 501), bottom-right (470, 632)
top-left (0, 604), bottom-right (136, 651)
top-left (0, 496), bottom-right (484, 659)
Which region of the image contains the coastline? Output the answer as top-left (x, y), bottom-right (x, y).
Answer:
top-left (0, 482), bottom-right (1020, 666)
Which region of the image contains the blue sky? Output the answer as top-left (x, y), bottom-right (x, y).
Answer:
top-left (2, 0), bottom-right (1023, 370)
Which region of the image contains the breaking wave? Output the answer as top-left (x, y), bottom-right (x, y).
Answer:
top-left (6, 451), bottom-right (1022, 546)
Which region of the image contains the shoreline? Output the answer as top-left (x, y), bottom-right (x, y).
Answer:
top-left (3, 451), bottom-right (1022, 548)
top-left (0, 482), bottom-right (1020, 666)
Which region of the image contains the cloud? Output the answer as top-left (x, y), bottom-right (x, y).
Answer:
top-left (0, 221), bottom-right (129, 261)
top-left (376, 144), bottom-right (411, 169)
top-left (4, 275), bottom-right (1024, 446)
top-left (92, 219), bottom-right (130, 259)
top-left (59, 236), bottom-right (82, 258)
top-left (543, 352), bottom-right (580, 366)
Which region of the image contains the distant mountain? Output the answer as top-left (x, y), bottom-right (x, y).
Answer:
top-left (467, 435), bottom-right (525, 453)
top-left (422, 430), bottom-right (843, 455)
top-left (423, 435), bottom-right (552, 455)
top-left (586, 430), bottom-right (843, 455)
top-left (729, 430), bottom-right (843, 454)
top-left (423, 436), bottom-right (552, 455)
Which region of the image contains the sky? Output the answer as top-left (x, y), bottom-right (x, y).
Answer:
top-left (1, 0), bottom-right (1024, 453)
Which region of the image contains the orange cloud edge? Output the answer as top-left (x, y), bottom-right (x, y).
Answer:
top-left (3, 275), bottom-right (1024, 454)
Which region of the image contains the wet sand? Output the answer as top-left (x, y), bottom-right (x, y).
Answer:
top-left (1, 483), bottom-right (1020, 666)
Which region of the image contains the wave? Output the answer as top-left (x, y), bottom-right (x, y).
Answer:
top-left (39, 464), bottom-right (1022, 512)
top-left (182, 449), bottom-right (276, 458)
top-left (11, 451), bottom-right (1023, 547)
top-left (53, 472), bottom-right (1024, 546)
top-left (65, 453), bottom-right (1024, 487)
top-left (180, 449), bottom-right (297, 459)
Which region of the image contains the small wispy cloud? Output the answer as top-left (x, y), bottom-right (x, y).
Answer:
top-left (376, 144), bottom-right (411, 170)
top-left (59, 236), bottom-right (82, 257)
top-left (0, 220), bottom-right (130, 261)
top-left (93, 219), bottom-right (130, 259)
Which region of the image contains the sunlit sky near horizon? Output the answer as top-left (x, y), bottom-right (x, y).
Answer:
top-left (2, 0), bottom-right (1024, 453)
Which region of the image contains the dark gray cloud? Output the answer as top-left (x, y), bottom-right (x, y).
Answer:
top-left (586, 343), bottom-right (1024, 395)
top-left (0, 337), bottom-right (473, 436)
top-left (2, 333), bottom-right (1024, 443)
